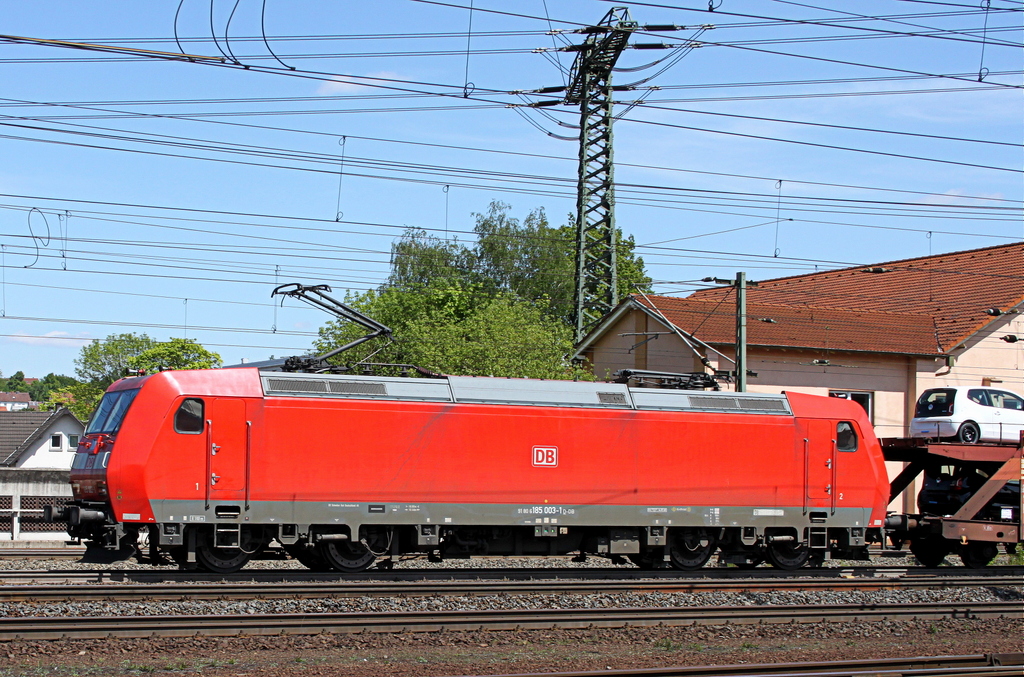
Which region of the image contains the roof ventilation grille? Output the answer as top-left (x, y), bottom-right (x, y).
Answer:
top-left (329, 381), bottom-right (387, 396)
top-left (266, 378), bottom-right (329, 393)
top-left (688, 396), bottom-right (739, 409)
top-left (737, 398), bottom-right (788, 412)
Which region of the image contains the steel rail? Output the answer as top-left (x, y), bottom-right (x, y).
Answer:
top-left (0, 601), bottom-right (1018, 640)
top-left (473, 653), bottom-right (1024, 677)
top-left (0, 574), bottom-right (1020, 603)
top-left (0, 548), bottom-right (86, 559)
top-left (0, 564), bottom-right (1020, 586)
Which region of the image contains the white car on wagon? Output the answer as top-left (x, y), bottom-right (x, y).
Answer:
top-left (910, 386), bottom-right (1024, 444)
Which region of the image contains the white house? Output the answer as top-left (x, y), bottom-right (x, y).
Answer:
top-left (0, 408), bottom-right (83, 541)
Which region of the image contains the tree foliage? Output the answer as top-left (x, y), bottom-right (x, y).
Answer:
top-left (128, 338), bottom-right (222, 373)
top-left (0, 372), bottom-right (78, 403)
top-left (313, 201), bottom-right (646, 379)
top-left (74, 333), bottom-right (156, 387)
top-left (389, 201), bottom-right (650, 323)
top-left (47, 333), bottom-right (221, 421)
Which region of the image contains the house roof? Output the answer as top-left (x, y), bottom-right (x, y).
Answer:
top-left (0, 392), bottom-right (31, 403)
top-left (628, 295), bottom-right (941, 356)
top-left (686, 242), bottom-right (1023, 354)
top-left (0, 408), bottom-right (82, 466)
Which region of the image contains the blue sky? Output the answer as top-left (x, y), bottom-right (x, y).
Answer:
top-left (0, 0), bottom-right (1020, 379)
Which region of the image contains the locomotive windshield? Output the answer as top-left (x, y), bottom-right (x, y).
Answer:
top-left (85, 389), bottom-right (140, 435)
top-left (915, 388), bottom-right (955, 418)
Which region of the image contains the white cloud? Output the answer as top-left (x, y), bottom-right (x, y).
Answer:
top-left (6, 331), bottom-right (92, 347)
top-left (317, 71), bottom-right (400, 95)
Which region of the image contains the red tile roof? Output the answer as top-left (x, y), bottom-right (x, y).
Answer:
top-left (0, 392), bottom-right (31, 403)
top-left (634, 295), bottom-right (940, 356)
top-left (683, 242), bottom-right (1022, 354)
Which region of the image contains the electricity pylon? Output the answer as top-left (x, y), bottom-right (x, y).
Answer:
top-left (564, 7), bottom-right (637, 341)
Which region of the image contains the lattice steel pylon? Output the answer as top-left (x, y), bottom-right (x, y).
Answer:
top-left (566, 7), bottom-right (638, 341)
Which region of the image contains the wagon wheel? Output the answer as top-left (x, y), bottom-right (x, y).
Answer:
top-left (909, 534), bottom-right (949, 568)
top-left (285, 542), bottom-right (333, 572)
top-left (194, 527), bottom-right (259, 574)
top-left (766, 541), bottom-right (810, 570)
top-left (959, 542), bottom-right (997, 569)
top-left (320, 539), bottom-right (376, 573)
top-left (667, 528), bottom-right (716, 570)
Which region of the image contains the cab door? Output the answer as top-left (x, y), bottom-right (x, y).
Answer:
top-left (206, 398), bottom-right (249, 502)
top-left (801, 419), bottom-right (835, 508)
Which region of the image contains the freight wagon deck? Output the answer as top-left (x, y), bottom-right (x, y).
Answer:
top-left (881, 435), bottom-right (1022, 567)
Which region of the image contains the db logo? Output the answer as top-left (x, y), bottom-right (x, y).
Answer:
top-left (532, 446), bottom-right (558, 467)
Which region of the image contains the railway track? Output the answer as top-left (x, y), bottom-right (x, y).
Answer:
top-left (0, 564), bottom-right (1020, 586)
top-left (481, 653), bottom-right (1024, 677)
top-left (0, 601), bottom-right (1018, 640)
top-left (0, 572), bottom-right (1019, 602)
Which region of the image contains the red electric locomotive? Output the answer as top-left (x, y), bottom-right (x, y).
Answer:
top-left (57, 366), bottom-right (890, 573)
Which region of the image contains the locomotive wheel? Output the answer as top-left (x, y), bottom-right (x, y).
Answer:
top-left (320, 539), bottom-right (376, 573)
top-left (956, 421), bottom-right (980, 444)
top-left (766, 541), bottom-right (810, 570)
top-left (285, 542), bottom-right (332, 572)
top-left (667, 528), bottom-right (716, 570)
top-left (959, 542), bottom-right (997, 569)
top-left (194, 529), bottom-right (256, 574)
top-left (909, 535), bottom-right (950, 567)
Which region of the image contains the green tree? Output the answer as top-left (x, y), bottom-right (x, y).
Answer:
top-left (312, 201), bottom-right (647, 380)
top-left (44, 382), bottom-right (105, 421)
top-left (386, 201), bottom-right (650, 323)
top-left (74, 333), bottom-right (156, 387)
top-left (128, 338), bottom-right (222, 373)
top-left (27, 373), bottom-right (78, 402)
top-left (51, 334), bottom-right (221, 421)
top-left (404, 295), bottom-right (581, 379)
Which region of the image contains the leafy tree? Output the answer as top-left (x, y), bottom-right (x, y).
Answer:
top-left (74, 333), bottom-right (156, 387)
top-left (313, 280), bottom-right (584, 378)
top-left (313, 201), bottom-right (647, 380)
top-left (129, 338), bottom-right (222, 373)
top-left (404, 295), bottom-right (580, 379)
top-left (387, 202), bottom-right (650, 323)
top-left (44, 382), bottom-right (105, 422)
top-left (27, 373), bottom-right (77, 402)
top-left (50, 334), bottom-right (220, 421)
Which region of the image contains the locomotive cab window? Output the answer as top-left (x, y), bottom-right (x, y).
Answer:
top-left (836, 421), bottom-right (858, 452)
top-left (174, 398), bottom-right (205, 434)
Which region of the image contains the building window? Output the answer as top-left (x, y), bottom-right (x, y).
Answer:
top-left (829, 391), bottom-right (873, 421)
top-left (68, 435), bottom-right (80, 450)
top-left (50, 434), bottom-right (62, 450)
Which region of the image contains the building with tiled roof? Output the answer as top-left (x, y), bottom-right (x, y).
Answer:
top-left (0, 408), bottom-right (84, 469)
top-left (0, 392), bottom-right (32, 412)
top-left (576, 241), bottom-right (1022, 437)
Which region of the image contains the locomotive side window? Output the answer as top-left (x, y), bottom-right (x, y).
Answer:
top-left (836, 421), bottom-right (858, 452)
top-left (174, 398), bottom-right (205, 434)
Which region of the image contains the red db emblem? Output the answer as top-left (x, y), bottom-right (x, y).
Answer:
top-left (532, 446), bottom-right (558, 467)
